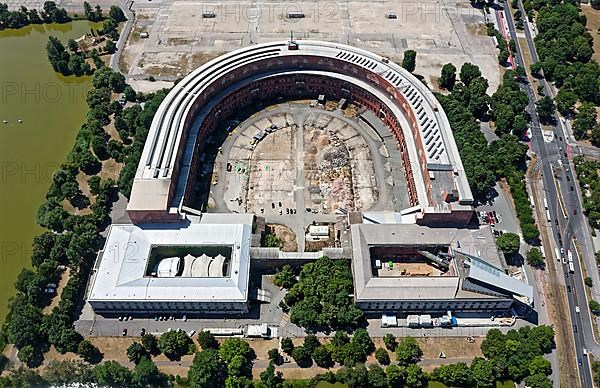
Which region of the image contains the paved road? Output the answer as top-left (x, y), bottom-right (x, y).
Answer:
top-left (502, 4), bottom-right (599, 387)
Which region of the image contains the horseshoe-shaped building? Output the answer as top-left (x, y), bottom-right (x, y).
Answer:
top-left (127, 40), bottom-right (474, 225)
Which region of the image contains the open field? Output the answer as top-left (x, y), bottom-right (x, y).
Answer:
top-left (122, 0), bottom-right (501, 91)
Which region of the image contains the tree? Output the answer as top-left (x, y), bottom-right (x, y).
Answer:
top-left (431, 362), bottom-right (472, 387)
top-left (132, 357), bottom-right (167, 387)
top-left (470, 357), bottom-right (496, 388)
top-left (460, 62), bottom-right (481, 86)
top-left (197, 330), bottom-right (219, 350)
top-left (67, 38), bottom-right (78, 53)
top-left (591, 123), bottom-right (600, 147)
top-left (404, 364), bottom-right (426, 388)
top-left (303, 334), bottom-right (320, 354)
top-left (386, 364), bottom-right (404, 387)
top-left (496, 232), bottom-right (520, 258)
top-left (47, 36), bottom-right (70, 75)
top-left (313, 345), bottom-right (333, 368)
top-left (127, 342), bottom-right (148, 364)
top-left (530, 62), bottom-right (543, 77)
top-left (141, 333), bottom-right (159, 355)
top-left (158, 330), bottom-right (194, 360)
top-left (5, 295), bottom-right (43, 348)
top-left (515, 65), bottom-right (526, 80)
top-left (402, 50), bottom-right (417, 72)
top-left (18, 345), bottom-right (43, 367)
top-left (77, 340), bottom-right (101, 363)
top-left (585, 277), bottom-right (594, 287)
top-left (536, 96), bottom-right (555, 124)
top-left (83, 2), bottom-right (93, 20)
top-left (31, 231), bottom-right (56, 267)
top-left (395, 337), bottom-right (422, 365)
top-left (273, 264), bottom-right (296, 289)
top-left (440, 63), bottom-right (457, 90)
top-left (524, 373), bottom-right (553, 388)
top-left (92, 361), bottom-right (132, 387)
top-left (383, 333), bottom-right (397, 352)
top-left (43, 360), bottom-right (91, 386)
top-left (554, 89), bottom-right (578, 116)
top-left (219, 338), bottom-right (256, 364)
top-left (268, 348), bottom-right (281, 365)
top-left (351, 328), bottom-right (374, 356)
top-left (54, 328), bottom-right (83, 354)
top-left (527, 247), bottom-right (545, 268)
top-left (573, 103), bottom-right (597, 140)
top-left (332, 341), bottom-right (365, 366)
top-left (258, 362), bottom-right (284, 388)
top-left (529, 355), bottom-right (552, 376)
top-left (228, 354), bottom-right (253, 378)
top-left (108, 5), bottom-right (127, 22)
top-left (188, 349), bottom-right (227, 387)
top-left (375, 348), bottom-right (390, 365)
top-left (102, 18), bottom-right (118, 37)
top-left (336, 365), bottom-right (368, 387)
top-left (291, 345), bottom-right (312, 367)
top-left (590, 300), bottom-right (600, 315)
top-left (285, 256), bottom-right (364, 331)
top-left (367, 364), bottom-right (388, 388)
top-left (281, 338), bottom-right (294, 355)
top-left (88, 175), bottom-right (101, 196)
top-left (105, 39), bottom-right (116, 54)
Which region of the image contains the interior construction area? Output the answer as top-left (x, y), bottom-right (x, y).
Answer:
top-left (370, 246), bottom-right (457, 278)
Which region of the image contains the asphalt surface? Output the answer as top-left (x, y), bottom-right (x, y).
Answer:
top-left (501, 4), bottom-right (599, 387)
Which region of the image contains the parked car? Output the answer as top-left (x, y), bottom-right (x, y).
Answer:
top-left (122, 328), bottom-right (128, 336)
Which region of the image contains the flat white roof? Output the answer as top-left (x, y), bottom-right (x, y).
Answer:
top-left (88, 223), bottom-right (252, 303)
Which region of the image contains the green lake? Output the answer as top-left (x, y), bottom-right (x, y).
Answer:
top-left (0, 21), bottom-right (99, 320)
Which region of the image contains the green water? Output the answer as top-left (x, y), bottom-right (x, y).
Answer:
top-left (0, 21), bottom-right (100, 320)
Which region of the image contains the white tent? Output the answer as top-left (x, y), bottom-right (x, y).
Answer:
top-left (198, 254), bottom-right (211, 277)
top-left (209, 254), bottom-right (226, 277)
top-left (181, 254), bottom-right (196, 277)
top-left (156, 257), bottom-right (180, 277)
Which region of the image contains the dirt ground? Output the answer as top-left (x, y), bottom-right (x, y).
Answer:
top-left (43, 268), bottom-right (71, 314)
top-left (88, 337), bottom-right (138, 361)
top-left (270, 224), bottom-right (298, 252)
top-left (98, 159), bottom-right (124, 181)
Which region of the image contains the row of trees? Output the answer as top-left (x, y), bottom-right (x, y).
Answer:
top-left (480, 326), bottom-right (555, 384)
top-left (83, 2), bottom-right (127, 24)
top-left (436, 64), bottom-right (530, 201)
top-left (0, 1), bottom-right (69, 30)
top-left (277, 256), bottom-right (364, 332)
top-left (507, 171), bottom-right (540, 243)
top-left (0, 324), bottom-right (555, 387)
top-left (0, 359), bottom-right (168, 387)
top-left (438, 61), bottom-right (541, 248)
top-left (128, 331), bottom-right (195, 363)
top-left (573, 156), bottom-right (600, 228)
top-left (487, 23), bottom-right (516, 66)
